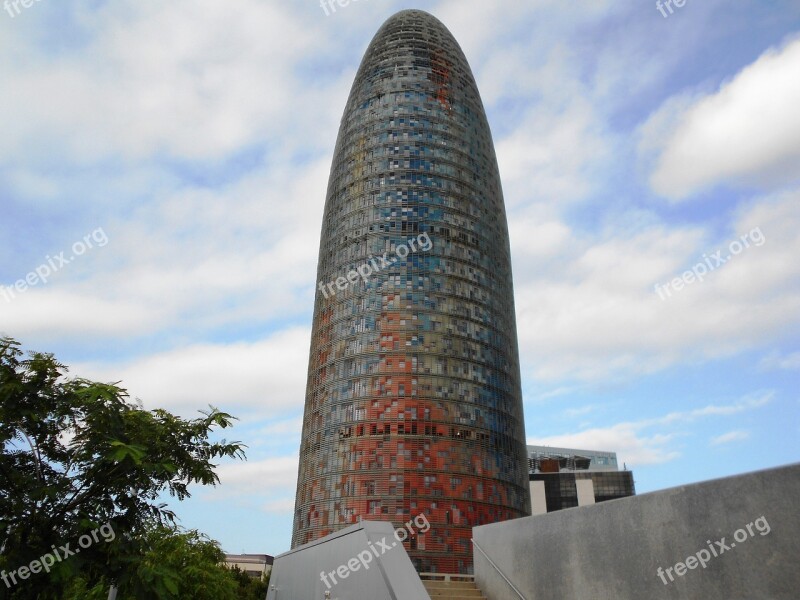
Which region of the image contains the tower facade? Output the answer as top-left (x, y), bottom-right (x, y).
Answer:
top-left (292, 10), bottom-right (530, 573)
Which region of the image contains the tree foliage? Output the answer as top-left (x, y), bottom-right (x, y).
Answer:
top-left (61, 525), bottom-right (270, 600)
top-left (228, 564), bottom-right (270, 600)
top-left (0, 337), bottom-right (247, 599)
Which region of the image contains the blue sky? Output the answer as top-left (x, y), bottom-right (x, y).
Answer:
top-left (1, 0), bottom-right (799, 556)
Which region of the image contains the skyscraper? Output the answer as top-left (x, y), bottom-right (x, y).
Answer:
top-left (292, 9), bottom-right (529, 573)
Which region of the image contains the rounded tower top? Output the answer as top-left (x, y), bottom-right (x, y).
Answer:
top-left (380, 9), bottom-right (448, 26)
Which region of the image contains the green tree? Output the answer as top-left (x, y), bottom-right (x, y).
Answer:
top-left (62, 525), bottom-right (270, 600)
top-left (0, 337), bottom-right (247, 599)
top-left (228, 564), bottom-right (270, 600)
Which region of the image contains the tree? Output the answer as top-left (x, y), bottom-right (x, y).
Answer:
top-left (0, 337), bottom-right (247, 599)
top-left (61, 525), bottom-right (270, 600)
top-left (228, 564), bottom-right (270, 600)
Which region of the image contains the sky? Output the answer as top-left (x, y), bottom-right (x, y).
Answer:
top-left (1, 0), bottom-right (799, 556)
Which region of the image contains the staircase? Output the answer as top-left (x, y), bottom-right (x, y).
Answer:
top-left (420, 573), bottom-right (487, 600)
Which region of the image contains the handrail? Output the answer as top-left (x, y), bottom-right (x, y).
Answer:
top-left (471, 538), bottom-right (527, 600)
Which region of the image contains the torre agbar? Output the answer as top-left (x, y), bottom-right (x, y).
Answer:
top-left (292, 10), bottom-right (530, 573)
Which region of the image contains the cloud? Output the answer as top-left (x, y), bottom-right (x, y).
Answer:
top-left (758, 351), bottom-right (800, 371)
top-left (255, 418), bottom-right (304, 437)
top-left (206, 456), bottom-right (299, 515)
top-left (513, 189), bottom-right (800, 382)
top-left (261, 498), bottom-right (296, 514)
top-left (652, 391), bottom-right (773, 425)
top-left (643, 36), bottom-right (800, 200)
top-left (0, 155), bottom-right (329, 347)
top-left (529, 386), bottom-right (581, 403)
top-left (1, 289), bottom-right (161, 337)
top-left (528, 391), bottom-right (770, 468)
top-left (529, 423), bottom-right (679, 468)
top-left (562, 405), bottom-right (595, 418)
top-left (0, 0), bottom-right (334, 164)
top-left (710, 430), bottom-right (750, 446)
top-left (436, 0), bottom-right (618, 71)
top-left (245, 417), bottom-right (304, 453)
top-left (496, 97), bottom-right (611, 210)
top-left (73, 328), bottom-right (311, 417)
top-left (214, 456), bottom-right (299, 496)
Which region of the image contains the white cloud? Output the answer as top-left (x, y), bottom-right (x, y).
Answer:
top-left (215, 456), bottom-right (299, 496)
top-left (0, 0), bottom-right (333, 163)
top-left (206, 456), bottom-right (299, 515)
top-left (644, 36), bottom-right (800, 199)
top-left (759, 351), bottom-right (800, 371)
top-left (710, 430), bottom-right (750, 446)
top-left (514, 189), bottom-right (800, 382)
top-left (436, 0), bottom-right (617, 71)
top-left (653, 391), bottom-right (773, 425)
top-left (1, 289), bottom-right (161, 337)
top-left (245, 417), bottom-right (304, 453)
top-left (528, 391), bottom-right (770, 468)
top-left (497, 98), bottom-right (611, 210)
top-left (1, 155), bottom-right (329, 346)
top-left (74, 328), bottom-right (310, 417)
top-left (528, 386), bottom-right (580, 403)
top-left (261, 498), bottom-right (296, 514)
top-left (529, 424), bottom-right (679, 468)
top-left (255, 418), bottom-right (304, 438)
top-left (562, 405), bottom-right (595, 418)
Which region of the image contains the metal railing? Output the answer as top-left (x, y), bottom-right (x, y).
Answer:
top-left (471, 539), bottom-right (527, 600)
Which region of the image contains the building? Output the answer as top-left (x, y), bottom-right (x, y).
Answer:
top-left (223, 554), bottom-right (273, 581)
top-left (527, 444), bottom-right (619, 473)
top-left (527, 445), bottom-right (635, 514)
top-left (291, 9), bottom-right (530, 574)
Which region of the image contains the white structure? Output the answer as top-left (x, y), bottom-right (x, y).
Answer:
top-left (224, 553), bottom-right (273, 581)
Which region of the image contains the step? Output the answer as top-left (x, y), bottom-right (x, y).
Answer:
top-left (425, 581), bottom-right (481, 589)
top-left (426, 588), bottom-right (486, 600)
top-left (421, 576), bottom-right (487, 600)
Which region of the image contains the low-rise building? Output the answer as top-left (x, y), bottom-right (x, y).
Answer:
top-left (527, 445), bottom-right (635, 514)
top-left (224, 554), bottom-right (273, 581)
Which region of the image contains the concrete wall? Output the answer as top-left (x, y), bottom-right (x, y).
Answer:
top-left (575, 478), bottom-right (595, 507)
top-left (266, 521), bottom-right (430, 600)
top-left (529, 481), bottom-right (547, 515)
top-left (474, 463), bottom-right (800, 600)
